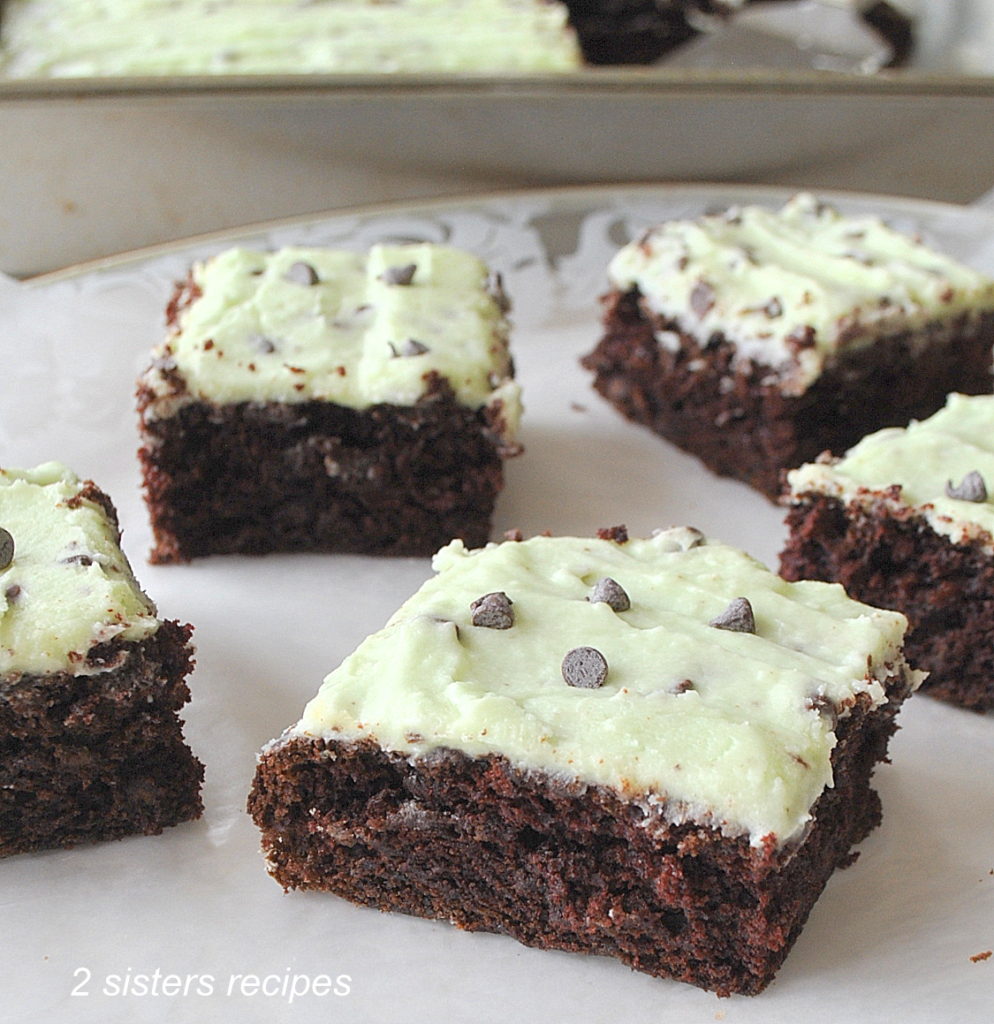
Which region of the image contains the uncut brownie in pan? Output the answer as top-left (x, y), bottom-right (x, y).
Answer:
top-left (137, 243), bottom-right (521, 562)
top-left (0, 1), bottom-right (914, 76)
top-left (581, 194), bottom-right (994, 500)
top-left (0, 463), bottom-right (202, 857)
top-left (0, 0), bottom-right (582, 75)
top-left (781, 392), bottom-right (994, 713)
top-left (249, 526), bottom-right (920, 995)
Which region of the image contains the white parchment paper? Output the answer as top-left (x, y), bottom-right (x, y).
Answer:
top-left (2, 184), bottom-right (992, 1024)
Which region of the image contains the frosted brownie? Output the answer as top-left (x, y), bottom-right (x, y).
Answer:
top-left (781, 392), bottom-right (994, 712)
top-left (138, 243), bottom-right (521, 562)
top-left (248, 526), bottom-right (919, 995)
top-left (0, 464), bottom-right (202, 857)
top-left (581, 193), bottom-right (994, 499)
top-left (0, 0), bottom-right (581, 76)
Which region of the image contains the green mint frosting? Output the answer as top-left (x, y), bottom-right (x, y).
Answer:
top-left (289, 528), bottom-right (915, 847)
top-left (0, 0), bottom-right (581, 76)
top-left (609, 194), bottom-right (994, 396)
top-left (140, 243), bottom-right (520, 441)
top-left (0, 463), bottom-right (159, 675)
top-left (788, 392), bottom-right (994, 551)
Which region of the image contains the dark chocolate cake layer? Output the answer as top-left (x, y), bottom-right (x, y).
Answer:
top-left (0, 622), bottom-right (203, 857)
top-left (781, 494), bottom-right (994, 713)
top-left (583, 289), bottom-right (994, 500)
top-left (563, 0), bottom-right (915, 67)
top-left (138, 380), bottom-right (510, 563)
top-left (249, 674), bottom-right (909, 996)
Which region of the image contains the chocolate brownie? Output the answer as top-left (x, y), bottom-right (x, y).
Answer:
top-left (138, 243), bottom-right (521, 563)
top-left (0, 463), bottom-right (202, 857)
top-left (781, 392), bottom-right (994, 712)
top-left (582, 194), bottom-right (994, 500)
top-left (563, 0), bottom-right (914, 67)
top-left (249, 526), bottom-right (919, 995)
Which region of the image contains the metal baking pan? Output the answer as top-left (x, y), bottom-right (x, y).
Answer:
top-left (2, 1), bottom-right (992, 275)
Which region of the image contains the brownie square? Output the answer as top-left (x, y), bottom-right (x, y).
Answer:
top-left (581, 194), bottom-right (994, 500)
top-left (249, 527), bottom-right (919, 995)
top-left (0, 464), bottom-right (203, 857)
top-left (781, 392), bottom-right (994, 712)
top-left (137, 243), bottom-right (521, 563)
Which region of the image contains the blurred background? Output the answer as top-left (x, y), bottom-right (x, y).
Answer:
top-left (1, 0), bottom-right (993, 276)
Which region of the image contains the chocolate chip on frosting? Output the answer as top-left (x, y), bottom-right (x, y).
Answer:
top-left (283, 261), bottom-right (319, 286)
top-left (945, 470), bottom-right (988, 503)
top-left (60, 554), bottom-right (94, 567)
top-left (470, 592), bottom-right (514, 629)
top-left (0, 528), bottom-right (13, 571)
top-left (389, 338), bottom-right (430, 358)
top-left (248, 332), bottom-right (278, 354)
top-left (709, 597), bottom-right (756, 634)
top-left (380, 263), bottom-right (417, 286)
top-left (588, 577), bottom-right (630, 612)
top-left (562, 646), bottom-right (608, 689)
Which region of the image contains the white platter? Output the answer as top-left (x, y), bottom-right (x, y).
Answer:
top-left (2, 183), bottom-right (993, 1024)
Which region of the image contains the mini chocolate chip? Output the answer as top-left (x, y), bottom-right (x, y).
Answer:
top-left (709, 597), bottom-right (755, 634)
top-left (4, 583), bottom-right (20, 601)
top-left (671, 678), bottom-right (695, 694)
top-left (0, 528), bottom-right (13, 570)
top-left (562, 646), bottom-right (608, 689)
top-left (690, 280), bottom-right (715, 318)
top-left (470, 592), bottom-right (514, 629)
top-left (284, 261), bottom-right (319, 286)
top-left (945, 471), bottom-right (988, 503)
top-left (61, 554), bottom-right (93, 567)
top-left (380, 263), bottom-right (417, 286)
top-left (389, 338), bottom-right (430, 358)
top-left (588, 577), bottom-right (630, 612)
